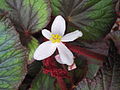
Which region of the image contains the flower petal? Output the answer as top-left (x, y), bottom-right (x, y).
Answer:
top-left (68, 63), bottom-right (77, 71)
top-left (55, 54), bottom-right (65, 64)
top-left (61, 30), bottom-right (83, 42)
top-left (57, 43), bottom-right (74, 65)
top-left (34, 41), bottom-right (56, 60)
top-left (51, 15), bottom-right (66, 36)
top-left (42, 29), bottom-right (52, 39)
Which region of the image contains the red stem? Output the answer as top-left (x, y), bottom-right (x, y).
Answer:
top-left (66, 44), bottom-right (106, 62)
top-left (57, 77), bottom-right (67, 90)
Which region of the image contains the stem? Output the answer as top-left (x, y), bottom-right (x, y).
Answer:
top-left (66, 44), bottom-right (107, 62)
top-left (57, 77), bottom-right (67, 90)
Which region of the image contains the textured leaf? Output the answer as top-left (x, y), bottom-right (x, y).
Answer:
top-left (115, 1), bottom-right (120, 15)
top-left (76, 77), bottom-right (103, 90)
top-left (0, 20), bottom-right (27, 89)
top-left (0, 9), bottom-right (7, 20)
top-left (69, 56), bottom-right (87, 85)
top-left (103, 40), bottom-right (120, 90)
top-left (51, 0), bottom-right (117, 41)
top-left (111, 30), bottom-right (120, 41)
top-left (18, 34), bottom-right (39, 62)
top-left (30, 71), bottom-right (60, 90)
top-left (84, 41), bottom-right (108, 56)
top-left (27, 36), bottom-right (39, 60)
top-left (69, 56), bottom-right (100, 88)
top-left (6, 0), bottom-right (51, 33)
top-left (65, 55), bottom-right (87, 89)
top-left (86, 63), bottom-right (100, 79)
top-left (50, 0), bottom-right (60, 16)
top-left (19, 61), bottom-right (42, 90)
top-left (107, 30), bottom-right (120, 54)
top-left (0, 0), bottom-right (8, 10)
top-left (76, 40), bottom-right (120, 90)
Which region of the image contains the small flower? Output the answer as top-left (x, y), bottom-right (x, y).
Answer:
top-left (34, 15), bottom-right (83, 65)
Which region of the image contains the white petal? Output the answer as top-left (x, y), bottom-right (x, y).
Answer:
top-left (51, 15), bottom-right (66, 36)
top-left (34, 41), bottom-right (56, 60)
top-left (68, 63), bottom-right (77, 71)
top-left (42, 29), bottom-right (52, 39)
top-left (55, 54), bottom-right (65, 64)
top-left (61, 30), bottom-right (83, 42)
top-left (57, 43), bottom-right (74, 65)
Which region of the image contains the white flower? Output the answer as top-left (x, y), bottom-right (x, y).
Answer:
top-left (34, 15), bottom-right (83, 65)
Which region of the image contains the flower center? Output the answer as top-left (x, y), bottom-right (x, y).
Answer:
top-left (50, 34), bottom-right (62, 43)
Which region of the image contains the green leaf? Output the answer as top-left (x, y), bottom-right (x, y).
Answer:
top-left (30, 71), bottom-right (60, 90)
top-left (50, 0), bottom-right (60, 16)
top-left (0, 0), bottom-right (8, 10)
top-left (0, 9), bottom-right (6, 20)
top-left (86, 63), bottom-right (100, 79)
top-left (68, 56), bottom-right (87, 86)
top-left (76, 40), bottom-right (120, 90)
top-left (19, 35), bottom-right (39, 61)
top-left (103, 40), bottom-right (120, 90)
top-left (107, 30), bottom-right (120, 54)
top-left (19, 61), bottom-right (42, 90)
top-left (6, 0), bottom-right (51, 33)
top-left (69, 56), bottom-right (99, 87)
top-left (27, 36), bottom-right (39, 60)
top-left (0, 20), bottom-right (27, 89)
top-left (23, 0), bottom-right (51, 33)
top-left (51, 0), bottom-right (117, 41)
top-left (5, 0), bottom-right (49, 58)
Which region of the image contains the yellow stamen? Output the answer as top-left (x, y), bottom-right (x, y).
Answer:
top-left (50, 34), bottom-right (62, 43)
